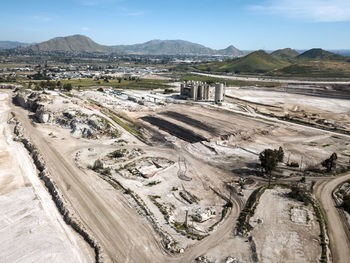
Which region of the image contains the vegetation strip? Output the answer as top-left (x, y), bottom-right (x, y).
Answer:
top-left (236, 186), bottom-right (267, 236)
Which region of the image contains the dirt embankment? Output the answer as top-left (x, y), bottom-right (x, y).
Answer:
top-left (12, 119), bottom-right (103, 263)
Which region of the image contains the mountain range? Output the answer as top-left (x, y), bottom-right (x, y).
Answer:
top-left (112, 39), bottom-right (243, 56)
top-left (10, 34), bottom-right (243, 56)
top-left (0, 41), bottom-right (30, 50)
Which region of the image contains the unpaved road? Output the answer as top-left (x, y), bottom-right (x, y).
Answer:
top-left (0, 92), bottom-right (93, 263)
top-left (315, 173), bottom-right (350, 263)
top-left (193, 72), bottom-right (350, 85)
top-left (10, 97), bottom-right (165, 263)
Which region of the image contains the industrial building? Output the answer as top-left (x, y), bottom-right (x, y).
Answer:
top-left (180, 81), bottom-right (225, 104)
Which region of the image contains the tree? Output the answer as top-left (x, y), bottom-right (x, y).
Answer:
top-left (259, 149), bottom-right (279, 175)
top-left (321, 153), bottom-right (337, 172)
top-left (92, 159), bottom-right (103, 171)
top-left (63, 83), bottom-right (73, 92)
top-left (259, 147), bottom-right (284, 186)
top-left (277, 146), bottom-right (284, 162)
top-left (56, 81), bottom-right (62, 90)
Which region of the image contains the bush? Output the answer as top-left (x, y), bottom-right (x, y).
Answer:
top-left (289, 184), bottom-right (310, 205)
top-left (92, 159), bottom-right (103, 171)
top-left (342, 194), bottom-right (350, 214)
top-left (321, 152), bottom-right (337, 172)
top-left (63, 83), bottom-right (73, 91)
top-left (109, 149), bottom-right (125, 158)
top-left (287, 162), bottom-right (299, 168)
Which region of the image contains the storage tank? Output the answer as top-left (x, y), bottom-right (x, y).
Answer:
top-left (190, 84), bottom-right (198, 100)
top-left (204, 85), bottom-right (210, 100)
top-left (198, 85), bottom-right (204, 100)
top-left (215, 83), bottom-right (225, 104)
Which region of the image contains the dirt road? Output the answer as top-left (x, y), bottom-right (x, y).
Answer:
top-left (193, 72), bottom-right (350, 85)
top-left (10, 100), bottom-right (167, 263)
top-left (315, 173), bottom-right (350, 263)
top-left (0, 92), bottom-right (93, 263)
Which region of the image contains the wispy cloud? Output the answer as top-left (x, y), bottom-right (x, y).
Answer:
top-left (118, 6), bottom-right (145, 17)
top-left (79, 0), bottom-right (123, 7)
top-left (124, 11), bottom-right (145, 17)
top-left (80, 27), bottom-right (90, 31)
top-left (250, 0), bottom-right (350, 22)
top-left (31, 15), bottom-right (53, 22)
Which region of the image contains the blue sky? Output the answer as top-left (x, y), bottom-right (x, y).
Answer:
top-left (1, 0), bottom-right (349, 50)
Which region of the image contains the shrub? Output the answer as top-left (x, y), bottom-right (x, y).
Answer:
top-left (92, 159), bottom-right (103, 171)
top-left (287, 162), bottom-right (299, 168)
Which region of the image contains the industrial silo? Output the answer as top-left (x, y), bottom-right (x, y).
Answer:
top-left (190, 83), bottom-right (198, 100)
top-left (215, 83), bottom-right (225, 105)
top-left (198, 85), bottom-right (204, 100)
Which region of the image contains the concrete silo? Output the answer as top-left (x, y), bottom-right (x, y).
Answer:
top-left (215, 83), bottom-right (225, 105)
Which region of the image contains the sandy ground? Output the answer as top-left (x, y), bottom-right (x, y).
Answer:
top-left (250, 187), bottom-right (322, 263)
top-left (8, 86), bottom-right (350, 263)
top-left (0, 92), bottom-right (94, 263)
top-left (225, 88), bottom-right (350, 114)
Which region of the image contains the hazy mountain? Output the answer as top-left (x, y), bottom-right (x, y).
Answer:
top-left (112, 39), bottom-right (243, 56)
top-left (14, 35), bottom-right (243, 56)
top-left (216, 45), bottom-right (243, 56)
top-left (0, 41), bottom-right (29, 49)
top-left (198, 50), bottom-right (290, 73)
top-left (297, 48), bottom-right (344, 61)
top-left (20, 35), bottom-right (113, 53)
top-left (330, 50), bottom-right (350, 57)
top-left (271, 48), bottom-right (299, 60)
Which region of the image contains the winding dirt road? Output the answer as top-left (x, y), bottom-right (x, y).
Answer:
top-left (315, 173), bottom-right (350, 263)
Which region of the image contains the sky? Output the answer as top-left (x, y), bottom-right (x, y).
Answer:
top-left (0, 0), bottom-right (350, 50)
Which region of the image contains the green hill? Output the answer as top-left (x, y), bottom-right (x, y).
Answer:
top-left (198, 50), bottom-right (290, 74)
top-left (216, 45), bottom-right (243, 56)
top-left (22, 35), bottom-right (113, 53)
top-left (297, 48), bottom-right (345, 61)
top-left (271, 48), bottom-right (299, 60)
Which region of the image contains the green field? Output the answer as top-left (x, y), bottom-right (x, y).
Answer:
top-left (14, 78), bottom-right (171, 90)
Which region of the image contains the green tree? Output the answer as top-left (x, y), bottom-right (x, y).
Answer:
top-left (259, 149), bottom-right (279, 175)
top-left (277, 146), bottom-right (284, 162)
top-left (321, 153), bottom-right (337, 172)
top-left (63, 83), bottom-right (73, 92)
top-left (259, 147), bottom-right (284, 186)
top-left (56, 81), bottom-right (62, 90)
